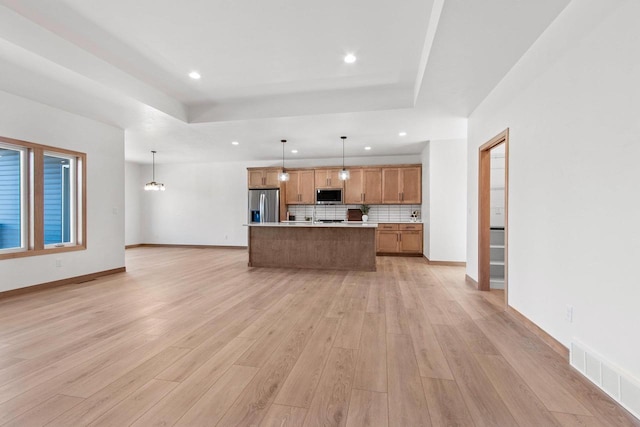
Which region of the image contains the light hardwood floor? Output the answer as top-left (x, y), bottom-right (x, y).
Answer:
top-left (0, 247), bottom-right (638, 426)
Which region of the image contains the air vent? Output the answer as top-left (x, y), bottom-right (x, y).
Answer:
top-left (570, 340), bottom-right (640, 420)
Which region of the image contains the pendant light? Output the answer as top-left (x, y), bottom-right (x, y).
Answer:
top-left (339, 136), bottom-right (350, 180)
top-left (144, 150), bottom-right (165, 191)
top-left (278, 140), bottom-right (290, 182)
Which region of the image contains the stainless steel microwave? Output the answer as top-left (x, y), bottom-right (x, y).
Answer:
top-left (316, 189), bottom-right (343, 204)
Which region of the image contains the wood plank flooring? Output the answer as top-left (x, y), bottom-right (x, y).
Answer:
top-left (0, 247), bottom-right (638, 426)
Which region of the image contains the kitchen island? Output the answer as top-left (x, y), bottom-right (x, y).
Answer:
top-left (245, 222), bottom-right (378, 271)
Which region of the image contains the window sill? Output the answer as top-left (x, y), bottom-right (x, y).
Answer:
top-left (0, 245), bottom-right (86, 260)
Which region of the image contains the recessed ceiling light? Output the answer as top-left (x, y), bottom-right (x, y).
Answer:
top-left (189, 71), bottom-right (201, 80)
top-left (398, 131), bottom-right (407, 136)
top-left (231, 141), bottom-right (239, 145)
top-left (291, 149), bottom-right (298, 154)
top-left (364, 146), bottom-right (372, 151)
top-left (344, 53), bottom-right (357, 64)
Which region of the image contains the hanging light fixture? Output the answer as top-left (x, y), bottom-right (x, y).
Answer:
top-left (144, 150), bottom-right (165, 191)
top-left (278, 140), bottom-right (290, 182)
top-left (339, 136), bottom-right (350, 180)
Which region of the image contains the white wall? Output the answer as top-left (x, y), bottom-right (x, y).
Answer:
top-left (0, 90), bottom-right (124, 293)
top-left (133, 154), bottom-right (421, 246)
top-left (125, 161), bottom-right (143, 246)
top-left (140, 161), bottom-right (249, 246)
top-left (421, 145), bottom-right (431, 259)
top-left (423, 139), bottom-right (467, 262)
top-left (467, 0), bottom-right (640, 379)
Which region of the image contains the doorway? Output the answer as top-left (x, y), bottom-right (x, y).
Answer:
top-left (478, 129), bottom-right (509, 306)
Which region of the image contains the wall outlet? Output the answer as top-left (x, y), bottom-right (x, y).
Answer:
top-left (566, 305), bottom-right (573, 323)
top-left (55, 259), bottom-right (62, 268)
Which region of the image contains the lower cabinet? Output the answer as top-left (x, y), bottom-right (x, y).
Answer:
top-left (376, 223), bottom-right (423, 255)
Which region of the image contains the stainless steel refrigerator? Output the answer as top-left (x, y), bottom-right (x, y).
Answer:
top-left (248, 189), bottom-right (279, 223)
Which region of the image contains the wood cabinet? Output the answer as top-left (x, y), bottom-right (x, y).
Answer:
top-left (285, 170), bottom-right (315, 204)
top-left (382, 166), bottom-right (421, 204)
top-left (344, 168), bottom-right (382, 204)
top-left (314, 169), bottom-right (343, 189)
top-left (248, 168), bottom-right (280, 188)
top-left (248, 164), bottom-right (420, 205)
top-left (399, 224), bottom-right (423, 253)
top-left (376, 223), bottom-right (423, 255)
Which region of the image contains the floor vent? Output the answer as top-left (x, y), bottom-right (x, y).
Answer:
top-left (570, 341), bottom-right (640, 420)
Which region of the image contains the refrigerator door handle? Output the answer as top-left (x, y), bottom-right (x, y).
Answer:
top-left (264, 194), bottom-right (268, 222)
top-left (259, 193), bottom-right (265, 223)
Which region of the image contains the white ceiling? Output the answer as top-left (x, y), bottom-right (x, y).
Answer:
top-left (0, 0), bottom-right (570, 164)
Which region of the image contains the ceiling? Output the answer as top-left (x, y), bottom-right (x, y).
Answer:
top-left (0, 0), bottom-right (570, 164)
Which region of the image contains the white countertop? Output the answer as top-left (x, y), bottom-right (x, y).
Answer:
top-left (281, 220), bottom-right (422, 224)
top-left (245, 222), bottom-right (378, 228)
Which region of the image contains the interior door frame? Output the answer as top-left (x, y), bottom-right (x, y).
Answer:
top-left (478, 129), bottom-right (509, 305)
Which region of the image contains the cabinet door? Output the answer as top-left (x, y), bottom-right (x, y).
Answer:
top-left (382, 168), bottom-right (401, 203)
top-left (400, 167), bottom-right (421, 204)
top-left (363, 168), bottom-right (382, 204)
top-left (400, 231), bottom-right (422, 253)
top-left (298, 170), bottom-right (315, 204)
top-left (285, 172), bottom-right (300, 204)
top-left (344, 169), bottom-right (364, 204)
top-left (248, 170), bottom-right (265, 188)
top-left (264, 170), bottom-right (281, 188)
top-left (377, 231), bottom-right (399, 253)
top-left (327, 169), bottom-right (342, 188)
top-left (314, 169), bottom-right (329, 188)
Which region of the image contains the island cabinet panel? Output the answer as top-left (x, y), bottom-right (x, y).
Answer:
top-left (381, 166), bottom-right (421, 204)
top-left (315, 169), bottom-right (343, 189)
top-left (248, 168), bottom-right (281, 188)
top-left (248, 225), bottom-right (377, 271)
top-left (344, 168), bottom-right (382, 204)
top-left (286, 170), bottom-right (315, 204)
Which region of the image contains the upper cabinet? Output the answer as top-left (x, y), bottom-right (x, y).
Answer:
top-left (382, 166), bottom-right (421, 204)
top-left (344, 168), bottom-right (382, 204)
top-left (286, 170), bottom-right (315, 204)
top-left (248, 168), bottom-right (280, 189)
top-left (248, 164), bottom-right (421, 205)
top-left (315, 169), bottom-right (343, 189)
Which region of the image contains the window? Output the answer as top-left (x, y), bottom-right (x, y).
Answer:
top-left (0, 136), bottom-right (85, 259)
top-left (44, 154), bottom-right (75, 246)
top-left (0, 144), bottom-right (26, 253)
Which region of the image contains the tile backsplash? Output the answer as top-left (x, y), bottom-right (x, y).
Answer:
top-left (287, 204), bottom-right (422, 222)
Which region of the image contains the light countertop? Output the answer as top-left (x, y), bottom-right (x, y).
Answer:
top-left (281, 220), bottom-right (422, 224)
top-left (245, 222), bottom-right (378, 228)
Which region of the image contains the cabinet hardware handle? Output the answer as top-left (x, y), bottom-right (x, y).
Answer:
top-left (400, 233), bottom-right (402, 241)
top-left (363, 193), bottom-right (366, 201)
top-left (399, 192), bottom-right (401, 201)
